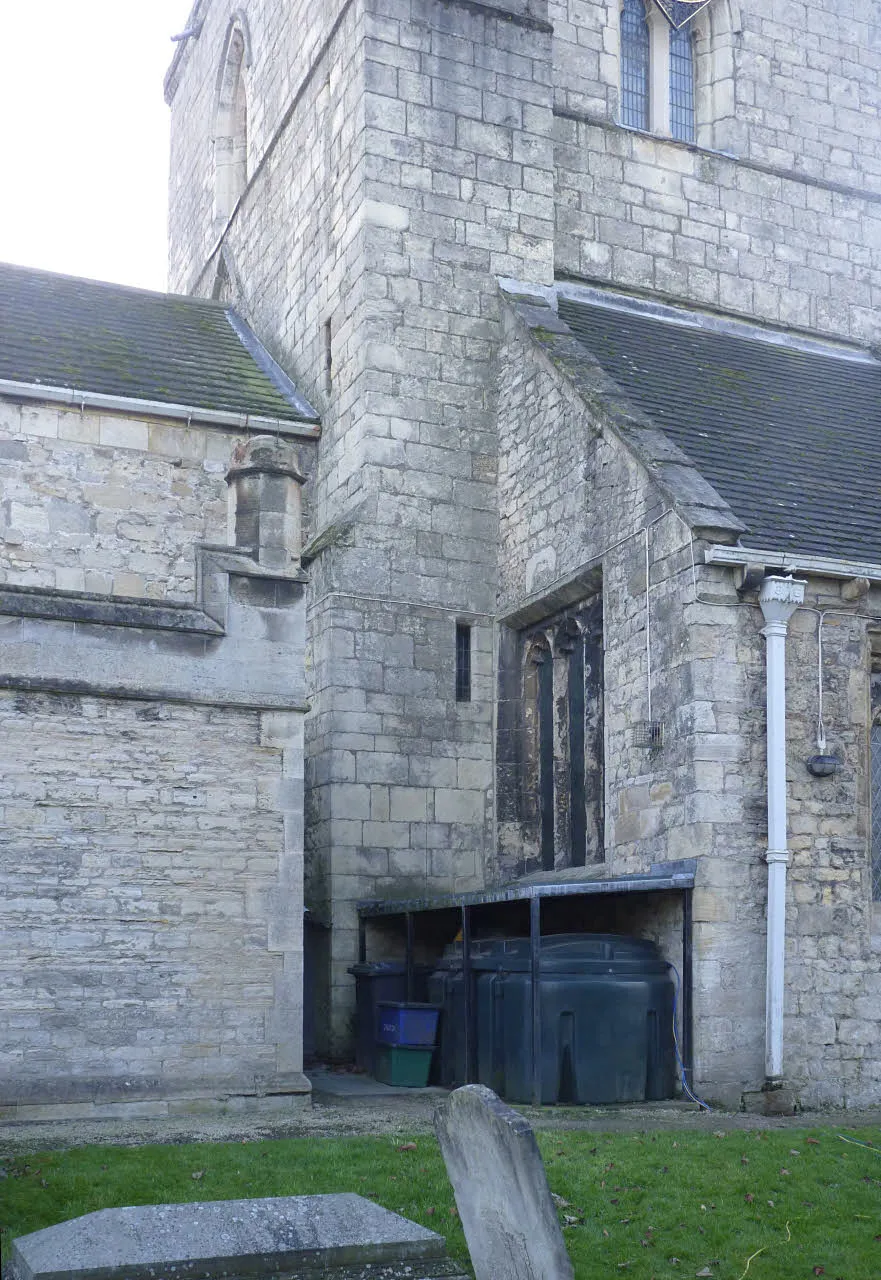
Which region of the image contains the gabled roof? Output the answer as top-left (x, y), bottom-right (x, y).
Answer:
top-left (0, 261), bottom-right (317, 427)
top-left (556, 288), bottom-right (881, 564)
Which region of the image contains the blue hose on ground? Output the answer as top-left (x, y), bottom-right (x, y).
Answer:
top-left (669, 963), bottom-right (712, 1112)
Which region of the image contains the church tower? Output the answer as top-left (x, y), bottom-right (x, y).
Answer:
top-left (166, 0), bottom-right (881, 1112)
top-left (166, 0), bottom-right (556, 1055)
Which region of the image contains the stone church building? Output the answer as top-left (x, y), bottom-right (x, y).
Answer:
top-left (3, 0), bottom-right (881, 1117)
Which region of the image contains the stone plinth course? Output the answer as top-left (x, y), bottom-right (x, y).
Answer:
top-left (434, 1085), bottom-right (574, 1280)
top-left (8, 1193), bottom-right (468, 1280)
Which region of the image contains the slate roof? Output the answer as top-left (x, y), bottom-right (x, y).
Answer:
top-left (558, 291), bottom-right (881, 564)
top-left (0, 261), bottom-right (317, 425)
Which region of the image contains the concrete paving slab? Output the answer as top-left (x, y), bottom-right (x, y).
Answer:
top-left (308, 1070), bottom-right (447, 1099)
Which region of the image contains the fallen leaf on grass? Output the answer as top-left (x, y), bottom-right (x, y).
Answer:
top-left (780, 1167), bottom-right (790, 1176)
top-left (425, 1208), bottom-right (435, 1216)
top-left (806, 1137), bottom-right (820, 1145)
top-left (397, 1143), bottom-right (417, 1152)
top-left (695, 1268), bottom-right (714, 1277)
top-left (744, 1193), bottom-right (755, 1204)
top-left (812, 1268), bottom-right (825, 1276)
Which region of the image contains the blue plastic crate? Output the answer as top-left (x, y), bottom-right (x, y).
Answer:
top-left (376, 1001), bottom-right (440, 1047)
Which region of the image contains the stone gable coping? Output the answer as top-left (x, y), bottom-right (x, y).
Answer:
top-left (499, 285), bottom-right (745, 543)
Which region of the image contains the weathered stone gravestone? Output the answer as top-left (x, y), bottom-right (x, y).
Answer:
top-left (434, 1085), bottom-right (574, 1280)
top-left (8, 1193), bottom-right (468, 1280)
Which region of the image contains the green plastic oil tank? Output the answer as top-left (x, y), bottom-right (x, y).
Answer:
top-left (428, 933), bottom-right (675, 1105)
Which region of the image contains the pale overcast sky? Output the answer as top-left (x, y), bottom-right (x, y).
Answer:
top-left (1, 2), bottom-right (191, 292)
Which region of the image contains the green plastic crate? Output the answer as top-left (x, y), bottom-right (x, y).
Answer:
top-left (374, 1043), bottom-right (434, 1087)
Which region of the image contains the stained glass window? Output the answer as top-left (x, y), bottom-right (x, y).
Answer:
top-left (669, 22), bottom-right (696, 142)
top-left (621, 0), bottom-right (650, 131)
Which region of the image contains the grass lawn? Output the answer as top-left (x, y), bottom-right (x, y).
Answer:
top-left (2, 1126), bottom-right (881, 1278)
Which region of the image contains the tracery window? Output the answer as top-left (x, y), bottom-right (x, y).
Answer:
top-left (619, 0), bottom-right (697, 144)
top-left (519, 597), bottom-right (604, 873)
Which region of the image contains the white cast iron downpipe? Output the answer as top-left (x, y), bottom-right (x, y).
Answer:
top-left (758, 575), bottom-right (806, 1084)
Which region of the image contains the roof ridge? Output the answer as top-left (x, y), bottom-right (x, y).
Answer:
top-left (0, 259), bottom-right (229, 310)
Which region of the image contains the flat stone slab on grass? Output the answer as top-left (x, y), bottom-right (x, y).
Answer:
top-left (8, 1193), bottom-right (468, 1280)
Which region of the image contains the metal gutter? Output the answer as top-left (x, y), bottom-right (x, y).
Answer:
top-left (0, 379), bottom-right (320, 439)
top-left (706, 543), bottom-right (881, 583)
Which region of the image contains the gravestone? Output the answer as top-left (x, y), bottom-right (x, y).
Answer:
top-left (434, 1085), bottom-right (574, 1280)
top-left (8, 1193), bottom-right (468, 1280)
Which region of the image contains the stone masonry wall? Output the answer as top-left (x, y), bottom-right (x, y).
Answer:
top-left (551, 0), bottom-right (881, 187)
top-left (167, 0), bottom-right (355, 298)
top-left (0, 401), bottom-right (231, 600)
top-left (495, 293), bottom-right (705, 980)
top-left (0, 396), bottom-right (309, 1115)
top-left (553, 0), bottom-right (881, 345)
top-left (497, 294), bottom-right (881, 1105)
top-left (162, 0), bottom-right (881, 1096)
top-left (777, 590), bottom-right (879, 1110)
top-left (169, 0), bottom-right (375, 1056)
top-left (167, 0), bottom-right (558, 1056)
top-left (0, 694), bottom-right (292, 1113)
top-left (555, 116), bottom-right (881, 345)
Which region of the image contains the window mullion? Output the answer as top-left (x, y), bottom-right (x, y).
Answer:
top-left (648, 9), bottom-right (671, 135)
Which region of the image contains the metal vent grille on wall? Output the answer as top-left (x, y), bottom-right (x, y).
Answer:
top-left (632, 721), bottom-right (664, 750)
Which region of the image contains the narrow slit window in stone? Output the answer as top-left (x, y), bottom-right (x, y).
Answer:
top-left (456, 622), bottom-right (472, 702)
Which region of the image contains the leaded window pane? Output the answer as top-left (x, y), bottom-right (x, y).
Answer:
top-left (621, 0), bottom-right (650, 131)
top-left (872, 724), bottom-right (881, 900)
top-left (669, 23), bottom-right (695, 142)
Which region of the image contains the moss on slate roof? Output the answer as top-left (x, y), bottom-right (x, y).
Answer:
top-left (0, 261), bottom-right (317, 424)
top-left (559, 294), bottom-right (881, 565)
